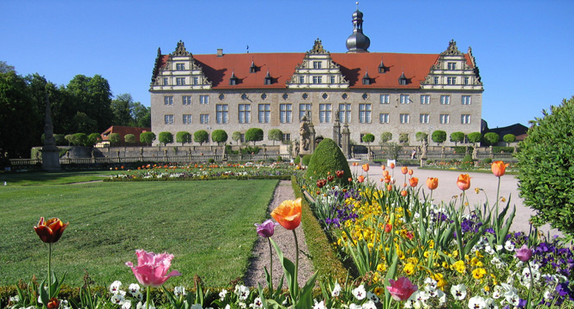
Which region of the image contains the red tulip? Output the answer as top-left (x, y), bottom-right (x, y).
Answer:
top-left (34, 217), bottom-right (68, 243)
top-left (335, 170), bottom-right (345, 178)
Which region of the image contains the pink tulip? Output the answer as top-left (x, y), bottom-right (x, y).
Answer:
top-left (255, 219), bottom-right (277, 238)
top-left (126, 249), bottom-right (181, 287)
top-left (515, 245), bottom-right (533, 262)
top-left (386, 277), bottom-right (418, 301)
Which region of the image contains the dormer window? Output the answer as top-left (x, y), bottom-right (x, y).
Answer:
top-left (447, 62), bottom-right (456, 70)
top-left (313, 61), bottom-right (322, 69)
top-left (378, 60), bottom-right (389, 73)
top-left (229, 72), bottom-right (239, 85)
top-left (264, 72), bottom-right (273, 85)
top-left (362, 72), bottom-right (372, 85)
top-left (398, 73), bottom-right (409, 85)
top-left (249, 61), bottom-right (258, 73)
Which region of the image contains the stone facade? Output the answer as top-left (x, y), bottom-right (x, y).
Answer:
top-left (150, 9), bottom-right (483, 149)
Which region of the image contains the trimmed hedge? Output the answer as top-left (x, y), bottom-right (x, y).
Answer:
top-left (305, 138), bottom-right (352, 186)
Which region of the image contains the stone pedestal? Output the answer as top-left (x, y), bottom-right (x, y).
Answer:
top-left (41, 90), bottom-right (61, 171)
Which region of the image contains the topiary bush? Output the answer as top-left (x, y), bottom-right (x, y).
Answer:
top-left (516, 96), bottom-right (574, 238)
top-left (305, 138), bottom-right (352, 185)
top-left (301, 154), bottom-right (313, 166)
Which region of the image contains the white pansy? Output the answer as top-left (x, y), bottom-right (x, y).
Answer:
top-left (492, 285), bottom-right (503, 299)
top-left (137, 302), bottom-right (154, 309)
top-left (313, 300), bottom-right (327, 309)
top-left (352, 285), bottom-right (366, 300)
top-left (174, 286), bottom-right (187, 297)
top-left (468, 296), bottom-right (486, 309)
top-left (367, 291), bottom-right (379, 303)
top-left (484, 298), bottom-right (498, 309)
top-left (110, 281), bottom-right (123, 294)
top-left (219, 289), bottom-right (228, 301)
top-left (424, 277), bottom-right (437, 291)
top-left (111, 293), bottom-right (126, 305)
top-left (484, 245), bottom-right (495, 255)
top-left (451, 284), bottom-right (467, 300)
top-left (60, 299), bottom-right (71, 309)
top-left (128, 283), bottom-right (140, 296)
top-left (9, 295), bottom-right (20, 303)
top-left (362, 300), bottom-right (377, 309)
top-left (234, 285), bottom-right (250, 301)
top-left (504, 240), bottom-right (514, 251)
top-left (121, 301), bottom-right (132, 309)
top-left (249, 297), bottom-right (263, 309)
top-left (495, 244), bottom-right (503, 251)
top-left (349, 304), bottom-right (362, 309)
top-left (332, 282), bottom-right (342, 297)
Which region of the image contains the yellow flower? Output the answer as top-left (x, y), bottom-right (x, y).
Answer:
top-left (472, 268), bottom-right (487, 279)
top-left (403, 263), bottom-right (416, 275)
top-left (442, 261), bottom-right (449, 269)
top-left (374, 287), bottom-right (384, 296)
top-left (484, 285), bottom-right (490, 292)
top-left (428, 240), bottom-right (435, 249)
top-left (451, 260), bottom-right (466, 274)
top-left (432, 273), bottom-right (447, 290)
top-left (407, 257), bottom-right (419, 265)
top-left (377, 263), bottom-right (387, 272)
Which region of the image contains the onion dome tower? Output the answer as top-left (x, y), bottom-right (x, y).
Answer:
top-left (346, 3), bottom-right (370, 53)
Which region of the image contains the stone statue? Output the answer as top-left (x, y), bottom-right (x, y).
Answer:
top-left (421, 139), bottom-right (428, 159)
top-left (299, 115), bottom-right (311, 151)
top-left (293, 141), bottom-right (300, 157)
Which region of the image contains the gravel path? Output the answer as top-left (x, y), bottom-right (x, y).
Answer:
top-left (244, 180), bottom-right (314, 287)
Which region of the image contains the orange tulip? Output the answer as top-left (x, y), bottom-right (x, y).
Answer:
top-left (383, 170), bottom-right (390, 177)
top-left (381, 165), bottom-right (386, 171)
top-left (401, 166), bottom-right (408, 174)
top-left (357, 175), bottom-right (365, 183)
top-left (426, 177), bottom-right (439, 190)
top-left (409, 177), bottom-right (419, 187)
top-left (389, 162), bottom-right (395, 169)
top-left (362, 163), bottom-right (370, 172)
top-left (491, 161), bottom-right (509, 177)
top-left (271, 198), bottom-right (302, 230)
top-left (387, 184), bottom-right (393, 191)
top-left (457, 174), bottom-right (471, 191)
top-left (408, 169), bottom-right (414, 176)
top-left (34, 217), bottom-right (68, 243)
top-left (400, 190), bottom-right (408, 197)
top-left (383, 175), bottom-right (391, 183)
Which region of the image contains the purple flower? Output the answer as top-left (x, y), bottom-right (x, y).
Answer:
top-left (516, 244), bottom-right (533, 262)
top-left (255, 219), bottom-right (277, 238)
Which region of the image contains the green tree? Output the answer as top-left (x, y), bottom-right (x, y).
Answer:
top-left (415, 132), bottom-right (428, 144)
top-left (268, 129), bottom-right (283, 145)
top-left (431, 130), bottom-right (447, 145)
top-left (194, 130), bottom-right (209, 145)
top-left (503, 133), bottom-right (516, 146)
top-left (158, 132), bottom-right (174, 146)
top-left (131, 102), bottom-right (151, 128)
top-left (306, 138), bottom-right (352, 186)
top-left (516, 97), bottom-right (574, 237)
top-left (232, 131), bottom-right (242, 144)
top-left (124, 134), bottom-right (136, 144)
top-left (65, 74), bottom-right (113, 132)
top-left (380, 132), bottom-right (392, 144)
top-left (111, 93), bottom-right (133, 126)
top-left (483, 132), bottom-right (500, 146)
top-left (71, 133), bottom-right (88, 146)
top-left (109, 133), bottom-right (121, 145)
top-left (176, 131), bottom-right (192, 146)
top-left (399, 133), bottom-right (409, 145)
top-left (468, 132), bottom-right (482, 145)
top-left (0, 61), bottom-right (15, 73)
top-left (450, 131), bottom-right (465, 146)
top-left (140, 132), bottom-right (156, 146)
top-left (362, 133), bottom-right (375, 145)
top-left (87, 133), bottom-right (102, 146)
top-left (245, 128), bottom-right (264, 145)
top-left (64, 134), bottom-right (74, 146)
top-left (212, 129), bottom-right (228, 145)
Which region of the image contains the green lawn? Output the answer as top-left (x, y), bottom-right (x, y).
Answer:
top-left (0, 179), bottom-right (278, 287)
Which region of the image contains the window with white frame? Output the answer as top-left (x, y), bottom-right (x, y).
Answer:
top-left (200, 114), bottom-right (209, 124)
top-left (319, 104), bottom-right (331, 123)
top-left (258, 104), bottom-right (270, 123)
top-left (339, 103), bottom-right (351, 123)
top-left (164, 96), bottom-right (173, 105)
top-left (379, 113), bottom-right (389, 124)
top-left (359, 104), bottom-right (372, 123)
top-left (182, 96), bottom-right (192, 105)
top-left (420, 95), bottom-right (430, 104)
top-left (440, 114), bottom-right (450, 124)
top-left (434, 76), bottom-right (439, 84)
top-left (176, 63), bottom-right (185, 70)
top-left (176, 77), bottom-right (185, 85)
top-left (462, 96), bottom-right (472, 105)
top-left (182, 114), bottom-right (192, 124)
top-left (299, 76), bottom-right (305, 84)
top-left (380, 94), bottom-right (390, 104)
top-left (440, 95), bottom-right (451, 105)
top-left (299, 104), bottom-right (312, 120)
top-left (280, 104), bottom-right (292, 123)
top-left (164, 114), bottom-right (174, 124)
top-left (313, 61), bottom-right (322, 69)
top-left (312, 76), bottom-right (322, 84)
top-left (216, 104), bottom-right (228, 124)
top-left (192, 76), bottom-right (199, 85)
top-left (447, 62), bottom-right (456, 70)
top-left (461, 114), bottom-right (471, 124)
top-left (330, 76), bottom-right (336, 84)
top-left (447, 77), bottom-right (456, 85)
top-left (464, 77), bottom-right (470, 85)
top-left (400, 114), bottom-right (410, 124)
top-left (283, 133), bottom-right (291, 141)
top-left (199, 95), bottom-right (209, 104)
top-left (419, 114), bottom-right (429, 124)
top-left (400, 94), bottom-right (410, 104)
top-left (238, 104), bottom-right (251, 124)
top-left (163, 77), bottom-right (169, 85)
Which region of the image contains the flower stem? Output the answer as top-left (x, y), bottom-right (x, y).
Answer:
top-left (146, 286), bottom-right (150, 309)
top-left (495, 176), bottom-right (501, 238)
top-left (48, 242), bottom-right (52, 300)
top-left (292, 229), bottom-right (299, 287)
top-left (267, 237), bottom-right (273, 293)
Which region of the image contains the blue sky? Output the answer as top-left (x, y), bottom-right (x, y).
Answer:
top-left (2, 0), bottom-right (573, 129)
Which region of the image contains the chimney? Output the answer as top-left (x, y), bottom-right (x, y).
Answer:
top-left (217, 48), bottom-right (223, 57)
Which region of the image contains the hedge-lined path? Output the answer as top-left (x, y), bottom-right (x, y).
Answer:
top-left (244, 180), bottom-right (314, 287)
top-left (351, 163), bottom-right (561, 237)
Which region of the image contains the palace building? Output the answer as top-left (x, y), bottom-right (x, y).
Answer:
top-left (150, 8), bottom-right (483, 150)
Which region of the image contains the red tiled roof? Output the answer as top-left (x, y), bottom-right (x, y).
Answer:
top-left (158, 52), bottom-right (476, 90)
